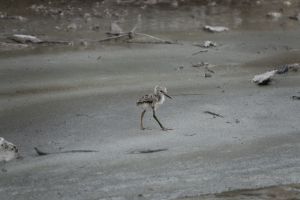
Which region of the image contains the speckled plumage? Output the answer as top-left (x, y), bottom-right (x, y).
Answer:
top-left (136, 86), bottom-right (172, 131)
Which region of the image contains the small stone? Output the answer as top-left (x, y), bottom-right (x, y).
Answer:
top-left (205, 72), bottom-right (212, 78)
top-left (67, 23), bottom-right (77, 31)
top-left (266, 12), bottom-right (282, 20)
top-left (171, 0), bottom-right (178, 8)
top-left (283, 1), bottom-right (292, 6)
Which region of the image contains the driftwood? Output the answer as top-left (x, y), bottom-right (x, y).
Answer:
top-left (34, 147), bottom-right (98, 156)
top-left (252, 70), bottom-right (277, 85)
top-left (204, 111), bottom-right (224, 118)
top-left (99, 23), bottom-right (176, 44)
top-left (253, 63), bottom-right (299, 86)
top-left (276, 63), bottom-right (299, 74)
top-left (8, 34), bottom-right (70, 45)
top-left (203, 25), bottom-right (229, 33)
top-left (129, 148), bottom-right (168, 154)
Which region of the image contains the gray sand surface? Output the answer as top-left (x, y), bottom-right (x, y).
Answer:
top-left (1, 1), bottom-right (300, 200)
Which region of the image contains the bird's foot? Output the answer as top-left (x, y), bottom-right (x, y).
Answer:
top-left (161, 127), bottom-right (173, 131)
top-left (140, 127), bottom-right (152, 131)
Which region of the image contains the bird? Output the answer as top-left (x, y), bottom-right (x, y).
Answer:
top-left (136, 85), bottom-right (173, 131)
top-left (0, 137), bottom-right (18, 162)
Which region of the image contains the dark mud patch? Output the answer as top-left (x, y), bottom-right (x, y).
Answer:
top-left (243, 51), bottom-right (300, 70)
top-left (180, 184), bottom-right (300, 200)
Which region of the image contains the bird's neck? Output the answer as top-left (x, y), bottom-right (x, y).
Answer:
top-left (156, 93), bottom-right (165, 104)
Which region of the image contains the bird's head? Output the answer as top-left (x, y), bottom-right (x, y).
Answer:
top-left (154, 85), bottom-right (172, 99)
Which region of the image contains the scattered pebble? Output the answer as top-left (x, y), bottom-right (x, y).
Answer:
top-left (203, 40), bottom-right (217, 48)
top-left (266, 12), bottom-right (282, 20)
top-left (67, 23), bottom-right (77, 31)
top-left (79, 40), bottom-right (88, 47)
top-left (175, 65), bottom-right (184, 71)
top-left (194, 40), bottom-right (217, 48)
top-left (92, 25), bottom-right (100, 31)
top-left (283, 1), bottom-right (292, 6)
top-left (205, 72), bottom-right (212, 78)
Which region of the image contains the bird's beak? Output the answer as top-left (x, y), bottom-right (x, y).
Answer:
top-left (162, 91), bottom-right (172, 99)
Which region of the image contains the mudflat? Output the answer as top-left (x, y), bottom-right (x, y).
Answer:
top-left (0, 1), bottom-right (300, 200)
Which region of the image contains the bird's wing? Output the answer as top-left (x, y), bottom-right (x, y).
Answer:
top-left (136, 94), bottom-right (157, 105)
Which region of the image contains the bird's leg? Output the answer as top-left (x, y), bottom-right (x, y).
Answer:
top-left (152, 108), bottom-right (172, 131)
top-left (140, 109), bottom-right (146, 130)
top-left (0, 161), bottom-right (7, 173)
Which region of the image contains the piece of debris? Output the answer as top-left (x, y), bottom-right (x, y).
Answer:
top-left (291, 96), bottom-right (300, 100)
top-left (197, 40), bottom-right (217, 48)
top-left (67, 23), bottom-right (77, 31)
top-left (205, 66), bottom-right (215, 74)
top-left (107, 22), bottom-right (124, 36)
top-left (204, 72), bottom-right (212, 78)
top-left (0, 137), bottom-right (18, 162)
top-left (92, 25), bottom-right (100, 31)
top-left (99, 23), bottom-right (176, 44)
top-left (192, 62), bottom-right (209, 68)
top-left (129, 148), bottom-right (168, 154)
top-left (8, 34), bottom-right (70, 45)
top-left (283, 1), bottom-right (292, 7)
top-left (9, 34), bottom-right (42, 44)
top-left (203, 25), bottom-right (229, 33)
top-left (83, 13), bottom-right (92, 23)
top-left (128, 32), bottom-right (176, 44)
top-left (34, 147), bottom-right (98, 156)
top-left (252, 70), bottom-right (277, 85)
top-left (276, 65), bottom-right (289, 74)
top-left (266, 12), bottom-right (282, 20)
top-left (79, 40), bottom-right (88, 47)
top-left (175, 65), bottom-right (184, 71)
top-left (204, 111), bottom-right (224, 118)
top-left (184, 133), bottom-right (196, 137)
top-left (192, 49), bottom-right (208, 55)
top-left (289, 13), bottom-right (300, 21)
top-left (276, 63), bottom-right (299, 74)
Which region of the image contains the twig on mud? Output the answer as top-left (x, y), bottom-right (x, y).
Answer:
top-left (134, 32), bottom-right (176, 44)
top-left (34, 147), bottom-right (98, 156)
top-left (129, 148), bottom-right (168, 154)
top-left (192, 49), bottom-right (208, 55)
top-left (204, 111), bottom-right (224, 118)
top-left (98, 33), bottom-right (129, 42)
top-left (98, 22), bottom-right (177, 44)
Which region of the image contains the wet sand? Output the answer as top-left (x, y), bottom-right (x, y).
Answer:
top-left (1, 1), bottom-right (300, 200)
